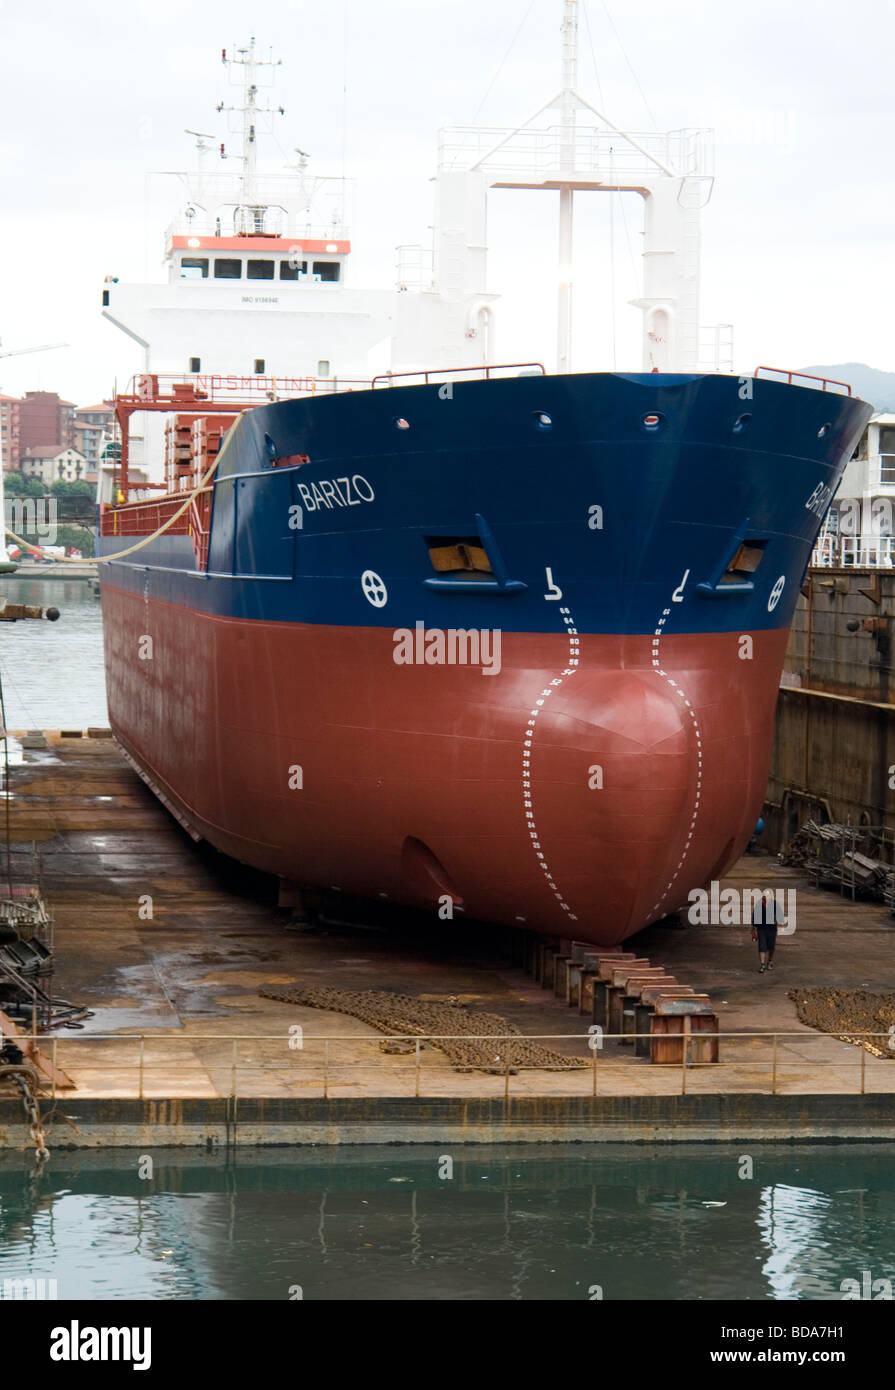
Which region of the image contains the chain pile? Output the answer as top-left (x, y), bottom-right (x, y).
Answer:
top-left (789, 987), bottom-right (895, 1059)
top-left (261, 985), bottom-right (588, 1073)
top-left (1, 1040), bottom-right (49, 1157)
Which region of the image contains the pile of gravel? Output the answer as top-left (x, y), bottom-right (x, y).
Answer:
top-left (260, 984), bottom-right (588, 1073)
top-left (789, 987), bottom-right (895, 1058)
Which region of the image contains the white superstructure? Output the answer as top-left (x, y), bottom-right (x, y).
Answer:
top-left (102, 10), bottom-right (727, 405)
top-left (102, 38), bottom-right (494, 386)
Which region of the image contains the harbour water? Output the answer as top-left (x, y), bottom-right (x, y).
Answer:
top-left (0, 577), bottom-right (107, 729)
top-left (1, 1144), bottom-right (893, 1301)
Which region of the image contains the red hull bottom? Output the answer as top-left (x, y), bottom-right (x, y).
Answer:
top-left (102, 586), bottom-right (786, 946)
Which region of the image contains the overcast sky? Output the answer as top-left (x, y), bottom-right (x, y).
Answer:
top-left (0, 0), bottom-right (892, 404)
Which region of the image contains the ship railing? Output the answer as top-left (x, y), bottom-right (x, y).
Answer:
top-left (395, 244), bottom-right (435, 291)
top-left (120, 372), bottom-right (376, 410)
top-left (16, 1029), bottom-right (895, 1102)
top-left (438, 125), bottom-right (711, 180)
top-left (371, 362), bottom-right (546, 389)
top-left (100, 494), bottom-right (191, 539)
top-left (164, 216), bottom-right (349, 244)
top-left (187, 487), bottom-right (214, 571)
top-left (753, 365), bottom-right (852, 395)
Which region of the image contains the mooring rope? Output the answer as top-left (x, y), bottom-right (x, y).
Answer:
top-left (3, 426), bottom-right (235, 565)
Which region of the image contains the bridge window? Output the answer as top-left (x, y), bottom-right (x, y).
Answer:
top-left (180, 258), bottom-right (209, 280)
top-left (254, 359), bottom-right (265, 375)
top-left (312, 261), bottom-right (340, 283)
top-left (190, 357), bottom-right (201, 373)
top-left (247, 260), bottom-right (275, 280)
top-left (214, 259), bottom-right (242, 279)
top-left (280, 260), bottom-right (307, 280)
top-left (879, 427), bottom-right (895, 485)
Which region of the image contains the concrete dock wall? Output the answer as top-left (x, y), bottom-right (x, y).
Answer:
top-left (5, 1095), bottom-right (895, 1148)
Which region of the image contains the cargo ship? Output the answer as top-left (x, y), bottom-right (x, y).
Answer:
top-left (97, 17), bottom-right (871, 945)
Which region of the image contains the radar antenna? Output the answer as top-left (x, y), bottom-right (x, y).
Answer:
top-left (218, 37), bottom-right (284, 207)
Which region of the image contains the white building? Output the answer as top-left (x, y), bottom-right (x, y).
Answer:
top-left (816, 415), bottom-right (895, 566)
top-left (21, 445), bottom-right (89, 486)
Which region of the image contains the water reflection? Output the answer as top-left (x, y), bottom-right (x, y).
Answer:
top-left (0, 577), bottom-right (106, 728)
top-left (759, 1180), bottom-right (894, 1302)
top-left (2, 1145), bottom-right (895, 1301)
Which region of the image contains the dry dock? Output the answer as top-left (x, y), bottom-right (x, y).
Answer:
top-left (2, 735), bottom-right (895, 1146)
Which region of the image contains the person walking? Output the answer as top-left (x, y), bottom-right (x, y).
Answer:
top-left (751, 891), bottom-right (781, 973)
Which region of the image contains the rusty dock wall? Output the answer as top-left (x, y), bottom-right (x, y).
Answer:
top-left (6, 1094), bottom-right (895, 1148)
top-left (765, 567), bottom-right (895, 850)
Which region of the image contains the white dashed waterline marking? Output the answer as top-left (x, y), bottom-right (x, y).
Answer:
top-left (522, 606), bottom-right (580, 923)
top-left (649, 602), bottom-right (703, 916)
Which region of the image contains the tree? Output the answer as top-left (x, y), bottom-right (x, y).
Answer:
top-left (2, 471), bottom-right (28, 497)
top-left (55, 525), bottom-right (95, 558)
top-left (4, 472), bottom-right (45, 499)
top-left (49, 479), bottom-right (93, 498)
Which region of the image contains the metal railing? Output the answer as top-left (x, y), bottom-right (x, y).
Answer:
top-left (811, 534), bottom-right (895, 568)
top-left (438, 125), bottom-right (712, 180)
top-left (123, 371), bottom-right (374, 407)
top-left (371, 362), bottom-right (546, 388)
top-left (6, 1029), bottom-right (895, 1103)
top-left (754, 366), bottom-right (852, 395)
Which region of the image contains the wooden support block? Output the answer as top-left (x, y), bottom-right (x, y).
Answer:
top-left (598, 953), bottom-right (638, 980)
top-left (654, 994), bottom-right (713, 1016)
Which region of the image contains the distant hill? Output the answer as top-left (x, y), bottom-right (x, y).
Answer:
top-left (799, 364), bottom-right (895, 413)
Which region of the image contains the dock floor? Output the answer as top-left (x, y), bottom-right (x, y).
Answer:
top-left (4, 735), bottom-right (895, 1104)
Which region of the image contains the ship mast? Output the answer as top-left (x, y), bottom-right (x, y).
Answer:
top-left (435, 0), bottom-right (716, 374)
top-left (557, 0), bottom-right (578, 375)
top-left (218, 37), bottom-right (284, 224)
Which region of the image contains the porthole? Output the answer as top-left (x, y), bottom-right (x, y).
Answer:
top-left (642, 412), bottom-right (665, 432)
top-left (817, 422), bottom-right (831, 438)
top-left (533, 411), bottom-right (553, 430)
top-left (395, 417), bottom-right (410, 431)
top-left (733, 413), bottom-right (752, 434)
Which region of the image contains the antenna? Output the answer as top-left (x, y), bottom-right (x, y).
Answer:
top-left (557, 0), bottom-right (579, 369)
top-left (184, 130), bottom-right (215, 204)
top-left (217, 37), bottom-right (285, 206)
